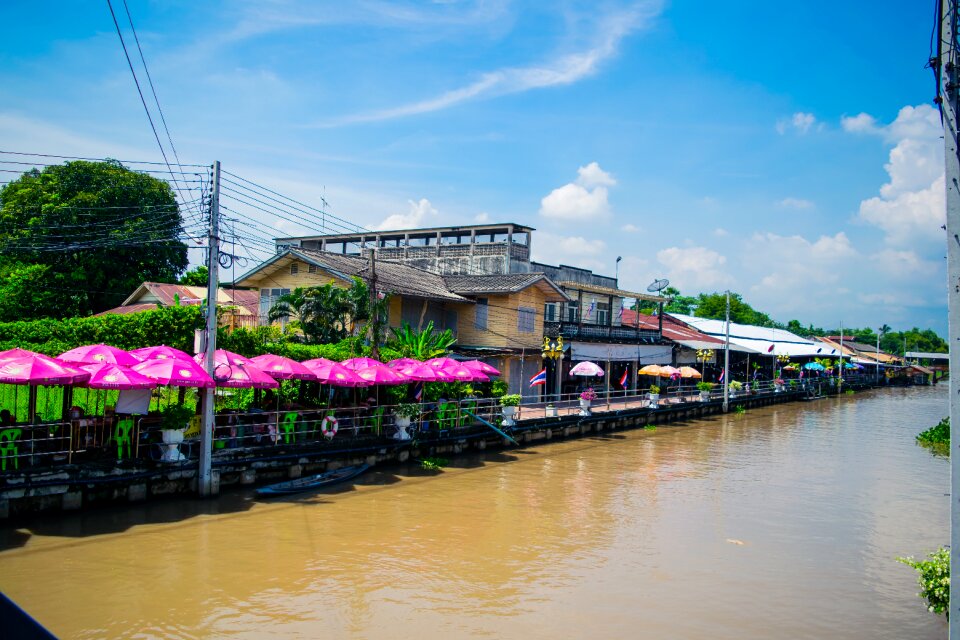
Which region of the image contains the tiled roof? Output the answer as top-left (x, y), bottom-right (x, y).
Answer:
top-left (103, 282), bottom-right (259, 317)
top-left (443, 273), bottom-right (569, 300)
top-left (293, 249), bottom-right (471, 303)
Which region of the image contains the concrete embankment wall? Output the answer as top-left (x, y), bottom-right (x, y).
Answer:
top-left (0, 383), bottom-right (879, 520)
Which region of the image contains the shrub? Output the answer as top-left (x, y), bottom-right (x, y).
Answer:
top-left (500, 394), bottom-right (522, 407)
top-left (394, 403), bottom-right (421, 418)
top-left (649, 384), bottom-right (661, 394)
top-left (729, 380), bottom-right (743, 391)
top-left (918, 417), bottom-right (950, 446)
top-left (898, 548), bottom-right (950, 617)
top-left (696, 381), bottom-right (714, 392)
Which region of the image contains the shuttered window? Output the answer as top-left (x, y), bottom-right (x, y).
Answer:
top-left (518, 306), bottom-right (536, 333)
top-left (475, 298), bottom-right (488, 329)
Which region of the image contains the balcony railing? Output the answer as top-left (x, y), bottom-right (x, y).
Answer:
top-left (543, 321), bottom-right (661, 343)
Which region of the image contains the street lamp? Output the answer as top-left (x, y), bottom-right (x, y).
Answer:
top-left (696, 349), bottom-right (714, 378)
top-left (542, 336), bottom-right (565, 401)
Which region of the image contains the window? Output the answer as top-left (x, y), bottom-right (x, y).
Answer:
top-left (565, 301), bottom-right (579, 323)
top-left (518, 306), bottom-right (536, 333)
top-left (596, 302), bottom-right (610, 326)
top-left (289, 263), bottom-right (299, 275)
top-left (307, 264), bottom-right (317, 274)
top-left (543, 302), bottom-right (557, 322)
top-left (475, 297), bottom-right (489, 329)
top-left (259, 288), bottom-right (290, 323)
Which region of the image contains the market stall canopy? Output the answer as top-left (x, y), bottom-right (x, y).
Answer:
top-left (0, 356), bottom-right (90, 386)
top-left (248, 354), bottom-right (317, 381)
top-left (78, 363), bottom-right (158, 390)
top-left (59, 344), bottom-right (141, 367)
top-left (132, 358), bottom-right (215, 388)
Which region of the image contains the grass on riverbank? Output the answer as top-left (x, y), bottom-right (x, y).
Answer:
top-left (917, 417), bottom-right (949, 456)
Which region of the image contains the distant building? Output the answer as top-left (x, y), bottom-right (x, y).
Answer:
top-left (97, 282), bottom-right (259, 329)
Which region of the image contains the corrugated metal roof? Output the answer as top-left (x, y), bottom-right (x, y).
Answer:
top-left (668, 313), bottom-right (842, 357)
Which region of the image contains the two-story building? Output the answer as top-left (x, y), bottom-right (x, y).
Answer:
top-left (232, 247), bottom-right (569, 396)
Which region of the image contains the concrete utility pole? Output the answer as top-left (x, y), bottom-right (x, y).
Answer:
top-left (839, 321), bottom-right (844, 388)
top-left (723, 290), bottom-right (730, 412)
top-left (198, 160), bottom-right (220, 497)
top-left (367, 248), bottom-right (379, 360)
top-left (939, 0), bottom-right (960, 628)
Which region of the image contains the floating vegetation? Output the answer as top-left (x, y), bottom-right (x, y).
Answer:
top-left (733, 405), bottom-right (746, 415)
top-left (917, 417), bottom-right (949, 456)
top-left (420, 457), bottom-right (450, 471)
top-left (643, 425), bottom-right (657, 431)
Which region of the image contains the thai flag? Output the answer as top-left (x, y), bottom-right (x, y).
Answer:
top-left (718, 368), bottom-right (725, 382)
top-left (529, 369), bottom-right (547, 387)
top-left (619, 368), bottom-right (629, 388)
top-left (413, 382), bottom-right (423, 401)
top-left (617, 306), bottom-right (624, 320)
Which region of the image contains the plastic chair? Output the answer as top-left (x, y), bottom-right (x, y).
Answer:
top-left (0, 428), bottom-right (21, 471)
top-left (367, 406), bottom-right (386, 436)
top-left (437, 402), bottom-right (457, 432)
top-left (114, 419), bottom-right (134, 460)
top-left (281, 412), bottom-right (299, 444)
top-left (458, 400), bottom-right (477, 427)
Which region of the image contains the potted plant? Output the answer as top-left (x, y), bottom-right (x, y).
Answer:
top-left (160, 405), bottom-right (194, 462)
top-left (500, 394), bottom-right (521, 426)
top-left (579, 388), bottom-right (597, 416)
top-left (393, 403), bottom-right (420, 440)
top-left (545, 403), bottom-right (558, 417)
top-left (774, 377), bottom-right (785, 392)
top-left (648, 384), bottom-right (661, 408)
top-left (696, 381), bottom-right (714, 402)
top-left (728, 380), bottom-right (743, 398)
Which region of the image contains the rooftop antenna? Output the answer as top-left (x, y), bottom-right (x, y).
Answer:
top-left (647, 278), bottom-right (669, 336)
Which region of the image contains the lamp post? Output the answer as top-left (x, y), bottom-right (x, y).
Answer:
top-left (696, 349), bottom-right (714, 379)
top-left (542, 336), bottom-right (565, 402)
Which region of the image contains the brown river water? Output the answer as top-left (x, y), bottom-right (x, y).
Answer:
top-left (0, 386), bottom-right (949, 639)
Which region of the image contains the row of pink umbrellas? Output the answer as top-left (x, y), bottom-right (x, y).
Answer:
top-left (0, 344), bottom-right (500, 390)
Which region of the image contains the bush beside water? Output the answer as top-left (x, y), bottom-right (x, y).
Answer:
top-left (898, 548), bottom-right (950, 617)
top-left (917, 417), bottom-right (949, 456)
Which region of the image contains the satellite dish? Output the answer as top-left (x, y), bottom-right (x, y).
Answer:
top-left (647, 278), bottom-right (670, 293)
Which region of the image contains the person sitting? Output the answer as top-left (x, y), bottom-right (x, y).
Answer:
top-left (0, 409), bottom-right (13, 427)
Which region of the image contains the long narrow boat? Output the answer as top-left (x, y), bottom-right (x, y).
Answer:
top-left (255, 463), bottom-right (370, 497)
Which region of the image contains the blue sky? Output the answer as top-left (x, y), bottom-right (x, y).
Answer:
top-left (0, 1), bottom-right (945, 333)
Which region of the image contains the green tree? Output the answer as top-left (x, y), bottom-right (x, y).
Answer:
top-left (637, 285), bottom-right (698, 315)
top-left (388, 321), bottom-right (456, 359)
top-left (268, 283), bottom-right (351, 344)
top-left (0, 160), bottom-right (188, 318)
top-left (694, 292), bottom-right (774, 326)
top-left (179, 265), bottom-right (208, 287)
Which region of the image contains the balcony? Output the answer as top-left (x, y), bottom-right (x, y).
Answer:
top-left (543, 321), bottom-right (662, 344)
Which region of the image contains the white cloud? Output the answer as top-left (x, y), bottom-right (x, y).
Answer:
top-left (374, 198), bottom-right (438, 230)
top-left (313, 3), bottom-right (662, 126)
top-left (777, 197), bottom-right (814, 210)
top-left (713, 228), bottom-right (729, 237)
top-left (656, 246), bottom-right (731, 290)
top-left (851, 104), bottom-right (945, 246)
top-left (474, 212), bottom-right (490, 223)
top-left (621, 223), bottom-right (641, 232)
top-left (777, 111), bottom-right (819, 135)
top-left (539, 162), bottom-right (616, 221)
top-left (530, 231), bottom-right (608, 271)
top-left (840, 112), bottom-right (878, 134)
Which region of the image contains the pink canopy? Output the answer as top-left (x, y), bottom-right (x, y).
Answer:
top-left (387, 357), bottom-right (420, 369)
top-left (248, 354), bottom-right (317, 380)
top-left (445, 364), bottom-right (486, 382)
top-left (192, 349), bottom-right (255, 368)
top-left (130, 345), bottom-right (193, 362)
top-left (354, 365), bottom-right (409, 386)
top-left (341, 357), bottom-right (388, 371)
top-left (0, 356), bottom-right (90, 386)
top-left (301, 358), bottom-right (335, 369)
top-left (462, 360), bottom-right (501, 376)
top-left (132, 358), bottom-right (215, 388)
top-left (397, 362), bottom-right (454, 382)
top-left (213, 362), bottom-right (279, 389)
top-left (78, 363), bottom-right (158, 390)
top-left (59, 344), bottom-right (141, 367)
top-left (425, 357), bottom-right (462, 370)
top-left (303, 361), bottom-right (370, 387)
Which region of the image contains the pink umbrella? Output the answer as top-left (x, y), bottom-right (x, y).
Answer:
top-left (213, 362), bottom-right (280, 389)
top-left (78, 363), bottom-right (158, 390)
top-left (0, 348), bottom-right (63, 365)
top-left (387, 357), bottom-right (421, 369)
top-left (302, 358), bottom-right (335, 369)
top-left (248, 354), bottom-right (317, 380)
top-left (192, 349), bottom-right (255, 368)
top-left (425, 357), bottom-right (462, 370)
top-left (570, 361), bottom-right (605, 377)
top-left (132, 358), bottom-right (215, 388)
top-left (461, 360), bottom-right (501, 376)
top-left (341, 357), bottom-right (387, 371)
top-left (130, 345), bottom-right (193, 361)
top-left (444, 364), bottom-right (485, 382)
top-left (397, 362), bottom-right (454, 382)
top-left (304, 361), bottom-right (370, 387)
top-left (354, 365), bottom-right (409, 386)
top-left (59, 344), bottom-right (141, 367)
top-left (0, 356), bottom-right (90, 386)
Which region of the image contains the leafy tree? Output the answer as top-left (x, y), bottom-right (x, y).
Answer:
top-left (0, 261), bottom-right (62, 322)
top-left (179, 265), bottom-right (208, 287)
top-left (0, 160), bottom-right (188, 318)
top-left (694, 292), bottom-right (775, 326)
top-left (636, 285), bottom-right (698, 315)
top-left (388, 321), bottom-right (456, 359)
top-left (268, 283), bottom-right (351, 344)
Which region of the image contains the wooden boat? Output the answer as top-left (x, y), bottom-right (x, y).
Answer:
top-left (255, 463), bottom-right (370, 497)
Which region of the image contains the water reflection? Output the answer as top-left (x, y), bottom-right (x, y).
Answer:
top-left (0, 387), bottom-right (949, 639)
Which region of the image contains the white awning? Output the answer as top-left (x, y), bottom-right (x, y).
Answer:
top-left (570, 342), bottom-right (672, 363)
top-left (673, 338), bottom-right (760, 353)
